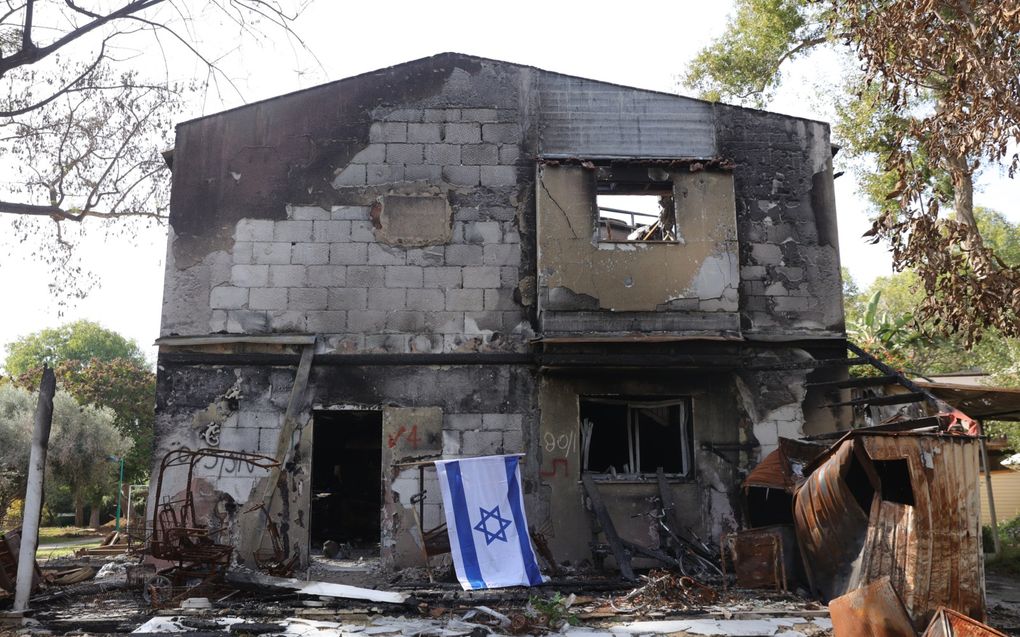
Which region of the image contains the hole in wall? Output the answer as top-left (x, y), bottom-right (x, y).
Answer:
top-left (873, 458), bottom-right (915, 506)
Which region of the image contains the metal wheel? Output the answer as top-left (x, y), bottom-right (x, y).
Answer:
top-left (679, 550), bottom-right (723, 580)
top-left (143, 574), bottom-right (173, 606)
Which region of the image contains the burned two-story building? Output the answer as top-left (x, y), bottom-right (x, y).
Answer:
top-left (151, 53), bottom-right (849, 573)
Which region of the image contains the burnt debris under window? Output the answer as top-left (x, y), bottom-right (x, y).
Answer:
top-left (594, 164), bottom-right (678, 242)
top-left (580, 397), bottom-right (692, 476)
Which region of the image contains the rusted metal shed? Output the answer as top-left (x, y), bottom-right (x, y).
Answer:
top-left (793, 431), bottom-right (984, 630)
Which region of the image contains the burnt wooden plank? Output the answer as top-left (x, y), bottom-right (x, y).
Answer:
top-left (656, 468), bottom-right (685, 540)
top-left (806, 374), bottom-right (901, 390)
top-left (824, 392), bottom-right (927, 408)
top-left (581, 473), bottom-right (635, 581)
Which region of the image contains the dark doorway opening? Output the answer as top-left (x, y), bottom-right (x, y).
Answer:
top-left (311, 410), bottom-right (382, 552)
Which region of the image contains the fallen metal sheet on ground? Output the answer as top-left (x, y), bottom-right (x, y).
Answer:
top-left (225, 569), bottom-right (408, 604)
top-left (921, 607), bottom-right (1008, 637)
top-left (133, 615), bottom-right (484, 636)
top-left (828, 577), bottom-right (916, 637)
top-left (608, 617), bottom-right (818, 635)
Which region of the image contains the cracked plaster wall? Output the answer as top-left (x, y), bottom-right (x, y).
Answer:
top-left (536, 166), bottom-right (740, 331)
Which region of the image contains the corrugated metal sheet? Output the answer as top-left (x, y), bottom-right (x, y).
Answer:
top-left (538, 74), bottom-right (717, 159)
top-left (980, 470), bottom-right (1020, 526)
top-left (794, 433), bottom-right (985, 630)
top-left (793, 438), bottom-right (873, 600)
top-left (922, 607), bottom-right (1008, 637)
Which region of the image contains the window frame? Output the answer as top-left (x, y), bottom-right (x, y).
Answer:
top-left (579, 396), bottom-right (694, 480)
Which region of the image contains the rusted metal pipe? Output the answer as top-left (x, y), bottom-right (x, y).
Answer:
top-left (979, 420), bottom-right (1001, 557)
top-left (13, 366), bottom-right (55, 612)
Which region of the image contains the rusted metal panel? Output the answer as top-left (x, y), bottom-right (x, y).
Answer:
top-left (722, 525), bottom-right (795, 590)
top-left (921, 607), bottom-right (1008, 637)
top-left (794, 433), bottom-right (985, 631)
top-left (793, 437), bottom-right (874, 600)
top-left (829, 577), bottom-right (916, 637)
top-left (744, 437), bottom-right (825, 491)
top-left (859, 435), bottom-right (984, 627)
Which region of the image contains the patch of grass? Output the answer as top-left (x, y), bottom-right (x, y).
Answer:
top-left (35, 541), bottom-right (103, 560)
top-left (986, 515), bottom-right (1020, 576)
top-left (987, 546), bottom-right (1020, 576)
top-left (37, 527), bottom-right (100, 543)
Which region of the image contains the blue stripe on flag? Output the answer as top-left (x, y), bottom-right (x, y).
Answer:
top-left (444, 461), bottom-right (485, 589)
top-left (503, 455), bottom-right (545, 586)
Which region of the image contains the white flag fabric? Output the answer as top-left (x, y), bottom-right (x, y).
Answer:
top-left (434, 454), bottom-right (545, 590)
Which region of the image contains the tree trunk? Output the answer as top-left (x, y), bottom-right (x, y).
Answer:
top-left (74, 494), bottom-right (84, 527)
top-left (947, 153), bottom-right (977, 230)
top-left (88, 503), bottom-right (101, 528)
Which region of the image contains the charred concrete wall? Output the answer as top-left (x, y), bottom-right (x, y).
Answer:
top-left (161, 55), bottom-right (537, 354)
top-left (161, 54), bottom-right (843, 347)
top-left (537, 370), bottom-right (753, 563)
top-left (715, 105), bottom-right (844, 338)
top-left (153, 53), bottom-right (848, 571)
top-left (154, 359), bottom-right (537, 568)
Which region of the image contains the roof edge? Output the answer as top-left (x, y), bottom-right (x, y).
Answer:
top-left (175, 51), bottom-right (832, 129)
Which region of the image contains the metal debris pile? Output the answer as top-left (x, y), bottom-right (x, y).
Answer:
top-left (610, 571), bottom-right (718, 614)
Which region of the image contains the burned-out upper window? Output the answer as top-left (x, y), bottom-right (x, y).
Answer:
top-left (580, 397), bottom-right (692, 477)
top-left (595, 165), bottom-right (677, 242)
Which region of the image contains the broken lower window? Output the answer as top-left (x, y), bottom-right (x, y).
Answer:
top-left (579, 397), bottom-right (692, 476)
top-left (594, 164), bottom-right (678, 242)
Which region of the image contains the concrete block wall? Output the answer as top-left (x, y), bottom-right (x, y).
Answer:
top-left (164, 54), bottom-right (846, 346)
top-left (388, 410), bottom-right (527, 535)
top-left (715, 105), bottom-right (844, 337)
top-left (206, 199), bottom-right (527, 353)
top-left (164, 61), bottom-right (535, 354)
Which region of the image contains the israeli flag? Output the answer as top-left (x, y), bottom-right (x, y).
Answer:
top-left (435, 454), bottom-right (545, 590)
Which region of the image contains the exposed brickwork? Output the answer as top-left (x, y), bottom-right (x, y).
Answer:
top-left (714, 105), bottom-right (844, 336)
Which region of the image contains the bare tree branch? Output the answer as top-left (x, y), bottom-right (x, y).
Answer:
top-left (0, 36), bottom-right (110, 117)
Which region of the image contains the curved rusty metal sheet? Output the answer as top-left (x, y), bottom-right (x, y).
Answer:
top-left (793, 437), bottom-right (874, 601)
top-left (859, 435), bottom-right (985, 628)
top-left (744, 448), bottom-right (794, 491)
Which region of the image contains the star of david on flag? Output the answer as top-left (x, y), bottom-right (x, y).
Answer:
top-left (435, 455), bottom-right (546, 590)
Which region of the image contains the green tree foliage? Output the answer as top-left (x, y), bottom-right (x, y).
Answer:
top-left (3, 319), bottom-right (146, 376)
top-left (686, 0), bottom-right (823, 107)
top-left (47, 391), bottom-right (131, 526)
top-left (57, 357), bottom-right (155, 483)
top-left (3, 320), bottom-right (154, 481)
top-left (843, 209), bottom-right (1020, 379)
top-left (0, 385), bottom-right (130, 528)
top-left (685, 0), bottom-right (1020, 345)
top-left (0, 385), bottom-right (34, 529)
